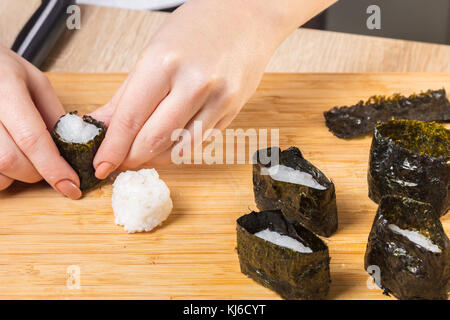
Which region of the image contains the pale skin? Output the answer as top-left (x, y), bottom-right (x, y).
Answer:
top-left (0, 0), bottom-right (337, 199)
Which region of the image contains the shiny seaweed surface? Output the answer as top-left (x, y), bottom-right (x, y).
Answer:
top-left (364, 195), bottom-right (449, 300)
top-left (368, 120), bottom-right (449, 217)
top-left (236, 210), bottom-right (331, 300)
top-left (378, 120), bottom-right (450, 158)
top-left (52, 112), bottom-right (106, 191)
top-left (324, 89), bottom-right (450, 138)
top-left (253, 146), bottom-right (338, 237)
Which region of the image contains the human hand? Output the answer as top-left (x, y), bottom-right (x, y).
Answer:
top-left (92, 0), bottom-right (336, 177)
top-left (91, 0), bottom-right (290, 177)
top-left (0, 46), bottom-right (81, 199)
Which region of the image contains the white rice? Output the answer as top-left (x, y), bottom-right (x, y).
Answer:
top-left (264, 165), bottom-right (326, 190)
top-left (254, 228), bottom-right (312, 253)
top-left (388, 224), bottom-right (441, 253)
top-left (112, 169), bottom-right (173, 233)
top-left (55, 113), bottom-right (101, 143)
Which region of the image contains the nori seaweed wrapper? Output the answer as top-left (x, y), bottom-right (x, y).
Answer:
top-left (324, 89), bottom-right (450, 138)
top-left (368, 120), bottom-right (449, 217)
top-left (52, 111), bottom-right (106, 191)
top-left (364, 195), bottom-right (449, 300)
top-left (236, 210), bottom-right (331, 300)
top-left (253, 146), bottom-right (338, 237)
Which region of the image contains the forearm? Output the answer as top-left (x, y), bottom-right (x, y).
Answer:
top-left (172, 0), bottom-right (337, 58)
top-left (238, 0), bottom-right (338, 45)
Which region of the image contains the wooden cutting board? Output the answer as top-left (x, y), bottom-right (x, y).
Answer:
top-left (0, 73), bottom-right (448, 300)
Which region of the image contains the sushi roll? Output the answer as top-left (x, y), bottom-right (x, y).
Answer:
top-left (324, 89), bottom-right (450, 138)
top-left (52, 111), bottom-right (106, 191)
top-left (364, 195), bottom-right (449, 300)
top-left (112, 169), bottom-right (173, 233)
top-left (368, 120), bottom-right (449, 217)
top-left (253, 146), bottom-right (338, 237)
top-left (236, 210), bottom-right (331, 300)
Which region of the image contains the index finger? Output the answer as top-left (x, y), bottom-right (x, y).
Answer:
top-left (93, 62), bottom-right (171, 179)
top-left (0, 80), bottom-right (81, 199)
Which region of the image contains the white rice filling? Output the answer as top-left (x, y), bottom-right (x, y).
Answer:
top-left (388, 224), bottom-right (441, 253)
top-left (56, 113), bottom-right (101, 143)
top-left (112, 169), bottom-right (173, 233)
top-left (254, 228), bottom-right (312, 253)
top-left (264, 165), bottom-right (326, 190)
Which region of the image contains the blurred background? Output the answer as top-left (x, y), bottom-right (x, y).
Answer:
top-left (1, 0), bottom-right (449, 72)
top-left (305, 0), bottom-right (450, 45)
top-left (79, 0), bottom-right (450, 45)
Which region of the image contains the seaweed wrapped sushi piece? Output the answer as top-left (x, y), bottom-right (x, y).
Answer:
top-left (364, 195), bottom-right (449, 300)
top-left (236, 210), bottom-right (331, 300)
top-left (324, 89), bottom-right (450, 138)
top-left (368, 120), bottom-right (449, 217)
top-left (52, 111), bottom-right (106, 191)
top-left (253, 146), bottom-right (338, 237)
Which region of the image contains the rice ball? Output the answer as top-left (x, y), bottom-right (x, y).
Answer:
top-left (55, 113), bottom-right (101, 143)
top-left (112, 169), bottom-right (173, 233)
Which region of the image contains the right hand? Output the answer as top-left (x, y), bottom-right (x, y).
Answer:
top-left (0, 46), bottom-right (81, 199)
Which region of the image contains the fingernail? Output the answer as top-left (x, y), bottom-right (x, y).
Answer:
top-left (55, 180), bottom-right (82, 200)
top-left (95, 161), bottom-right (114, 179)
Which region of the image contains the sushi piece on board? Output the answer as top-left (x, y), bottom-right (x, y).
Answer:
top-left (364, 195), bottom-right (449, 300)
top-left (112, 169), bottom-right (173, 233)
top-left (236, 210), bottom-right (331, 300)
top-left (52, 111), bottom-right (106, 191)
top-left (324, 89), bottom-right (450, 138)
top-left (253, 146), bottom-right (338, 237)
top-left (368, 120), bottom-right (449, 217)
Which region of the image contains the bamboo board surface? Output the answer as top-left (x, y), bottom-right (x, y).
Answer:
top-left (0, 73), bottom-right (448, 300)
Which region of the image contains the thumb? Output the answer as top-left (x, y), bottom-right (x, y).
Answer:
top-left (89, 75), bottom-right (132, 126)
top-left (88, 102), bottom-right (115, 127)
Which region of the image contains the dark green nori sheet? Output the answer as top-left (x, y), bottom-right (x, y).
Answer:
top-left (324, 89), bottom-right (450, 138)
top-left (253, 146), bottom-right (338, 237)
top-left (52, 111), bottom-right (106, 191)
top-left (236, 210), bottom-right (331, 300)
top-left (368, 120), bottom-right (449, 217)
top-left (364, 195), bottom-right (449, 300)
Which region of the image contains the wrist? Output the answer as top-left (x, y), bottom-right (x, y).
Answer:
top-left (185, 0), bottom-right (337, 51)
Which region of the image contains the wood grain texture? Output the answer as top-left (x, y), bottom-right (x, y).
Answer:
top-left (0, 73), bottom-right (448, 299)
top-left (0, 1), bottom-right (449, 72)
